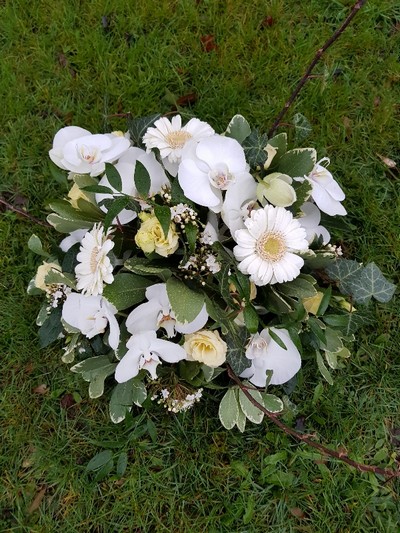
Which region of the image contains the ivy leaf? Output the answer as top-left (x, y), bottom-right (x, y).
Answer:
top-left (349, 263), bottom-right (396, 304)
top-left (226, 327), bottom-right (251, 374)
top-left (225, 114), bottom-right (251, 144)
top-left (128, 113), bottom-right (161, 148)
top-left (243, 129), bottom-right (269, 167)
top-left (134, 161), bottom-right (151, 198)
top-left (166, 277), bottom-right (205, 324)
top-left (105, 163), bottom-right (122, 192)
top-left (154, 204), bottom-right (171, 239)
top-left (325, 259), bottom-right (362, 295)
top-left (292, 113), bottom-right (312, 142)
top-left (103, 273), bottom-right (152, 311)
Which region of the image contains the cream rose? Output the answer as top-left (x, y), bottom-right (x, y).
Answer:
top-left (135, 213), bottom-right (179, 257)
top-left (184, 330), bottom-right (227, 368)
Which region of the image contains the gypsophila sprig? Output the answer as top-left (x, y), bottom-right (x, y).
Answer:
top-left (29, 112), bottom-right (396, 437)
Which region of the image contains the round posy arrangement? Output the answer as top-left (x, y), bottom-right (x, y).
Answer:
top-left (29, 113), bottom-right (395, 429)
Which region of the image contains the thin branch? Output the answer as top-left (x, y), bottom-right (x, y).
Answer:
top-left (227, 366), bottom-right (400, 479)
top-left (268, 0), bottom-right (367, 138)
top-left (0, 197), bottom-right (51, 228)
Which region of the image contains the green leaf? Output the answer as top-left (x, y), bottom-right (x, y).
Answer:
top-left (131, 378), bottom-right (147, 406)
top-left (325, 258), bottom-right (363, 294)
top-left (225, 114), bottom-right (251, 143)
top-left (316, 286), bottom-right (332, 316)
top-left (218, 388), bottom-right (239, 430)
top-left (238, 387), bottom-right (264, 424)
top-left (109, 380), bottom-right (135, 424)
top-left (277, 276), bottom-right (317, 300)
top-left (166, 277), bottom-right (205, 324)
top-left (28, 234), bottom-right (49, 258)
top-left (242, 129), bottom-right (269, 167)
top-left (261, 393), bottom-right (284, 413)
top-left (103, 273), bottom-right (152, 311)
top-left (128, 113), bottom-right (161, 148)
top-left (70, 355), bottom-right (117, 399)
top-left (290, 179), bottom-right (313, 214)
top-left (49, 161), bottom-right (68, 187)
top-left (86, 450), bottom-right (113, 472)
top-left (323, 312), bottom-right (370, 335)
top-left (184, 223), bottom-right (198, 253)
top-left (292, 113), bottom-right (312, 142)
top-left (48, 199), bottom-right (100, 222)
top-left (134, 160), bottom-right (151, 198)
top-left (324, 350), bottom-right (338, 370)
top-left (103, 196), bottom-right (130, 231)
top-left (47, 213), bottom-right (93, 233)
top-left (243, 305), bottom-right (259, 334)
top-left (154, 204), bottom-right (171, 239)
top-left (267, 133), bottom-right (287, 158)
top-left (124, 259), bottom-right (172, 282)
top-left (316, 350), bottom-right (333, 385)
top-left (116, 452), bottom-right (128, 478)
top-left (349, 262), bottom-right (396, 304)
top-left (45, 269), bottom-right (76, 289)
top-left (320, 327), bottom-right (343, 354)
top-left (268, 328), bottom-right (288, 350)
top-left (308, 317), bottom-right (326, 346)
top-left (170, 178), bottom-right (188, 204)
top-left (277, 148), bottom-right (317, 177)
top-left (105, 163), bottom-right (122, 192)
top-left (38, 306), bottom-right (63, 348)
top-left (235, 396), bottom-right (247, 433)
top-left (82, 184), bottom-right (115, 194)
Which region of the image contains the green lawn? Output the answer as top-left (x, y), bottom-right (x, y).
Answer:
top-left (1, 1), bottom-right (399, 531)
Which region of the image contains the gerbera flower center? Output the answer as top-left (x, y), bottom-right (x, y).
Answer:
top-left (164, 130), bottom-right (192, 149)
top-left (90, 246), bottom-right (100, 273)
top-left (256, 232), bottom-right (286, 262)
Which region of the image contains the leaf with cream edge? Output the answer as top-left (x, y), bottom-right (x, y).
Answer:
top-left (238, 386), bottom-right (264, 424)
top-left (218, 388), bottom-right (240, 430)
top-left (225, 114), bottom-right (251, 144)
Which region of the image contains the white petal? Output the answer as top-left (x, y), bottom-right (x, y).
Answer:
top-left (126, 300), bottom-right (161, 334)
top-left (150, 338), bottom-right (187, 363)
top-left (178, 158), bottom-right (221, 207)
top-left (115, 347), bottom-right (141, 382)
top-left (176, 304), bottom-right (208, 333)
top-left (196, 135), bottom-right (247, 174)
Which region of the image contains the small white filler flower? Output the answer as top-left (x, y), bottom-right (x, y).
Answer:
top-left (75, 224), bottom-right (114, 296)
top-left (143, 115), bottom-right (214, 176)
top-left (233, 205), bottom-right (309, 286)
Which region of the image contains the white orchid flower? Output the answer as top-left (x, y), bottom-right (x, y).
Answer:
top-left (49, 126), bottom-right (130, 177)
top-left (221, 173), bottom-right (258, 235)
top-left (59, 229), bottom-right (87, 252)
top-left (126, 283), bottom-right (208, 337)
top-left (303, 158), bottom-right (346, 216)
top-left (115, 330), bottom-right (187, 382)
top-left (178, 135), bottom-right (251, 212)
top-left (95, 147), bottom-right (170, 224)
top-left (297, 202), bottom-right (330, 245)
top-left (62, 293), bottom-right (120, 350)
top-left (240, 327), bottom-right (301, 386)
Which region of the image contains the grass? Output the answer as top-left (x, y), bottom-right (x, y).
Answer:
top-left (1, 0), bottom-right (400, 531)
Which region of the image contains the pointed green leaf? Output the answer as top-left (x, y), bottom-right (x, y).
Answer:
top-left (103, 273), bottom-right (152, 311)
top-left (292, 113), bottom-right (312, 142)
top-left (82, 184), bottom-right (115, 194)
top-left (226, 327), bottom-right (251, 374)
top-left (166, 277), bottom-right (205, 324)
top-left (128, 113), bottom-right (161, 148)
top-left (243, 305), bottom-right (259, 334)
top-left (47, 213), bottom-right (93, 233)
top-left (103, 196), bottom-right (130, 231)
top-left (184, 223), bottom-right (198, 253)
top-left (116, 452), bottom-right (128, 478)
top-left (134, 160), bottom-right (151, 197)
top-left (154, 204), bottom-right (171, 239)
top-left (124, 258), bottom-right (172, 281)
top-left (86, 450), bottom-right (113, 472)
top-left (105, 163), bottom-right (122, 192)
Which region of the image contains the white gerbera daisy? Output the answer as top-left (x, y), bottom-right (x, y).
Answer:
top-left (75, 224), bottom-right (114, 295)
top-left (143, 115), bottom-right (214, 174)
top-left (233, 205), bottom-right (309, 286)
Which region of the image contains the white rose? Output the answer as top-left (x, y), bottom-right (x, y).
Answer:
top-left (49, 126), bottom-right (130, 177)
top-left (184, 330), bottom-right (227, 368)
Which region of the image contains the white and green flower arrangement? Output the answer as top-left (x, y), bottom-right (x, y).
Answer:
top-left (28, 112), bottom-right (396, 432)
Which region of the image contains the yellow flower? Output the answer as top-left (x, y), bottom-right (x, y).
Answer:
top-left (184, 330), bottom-right (227, 368)
top-left (135, 213), bottom-right (179, 257)
top-left (35, 262), bottom-right (62, 292)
